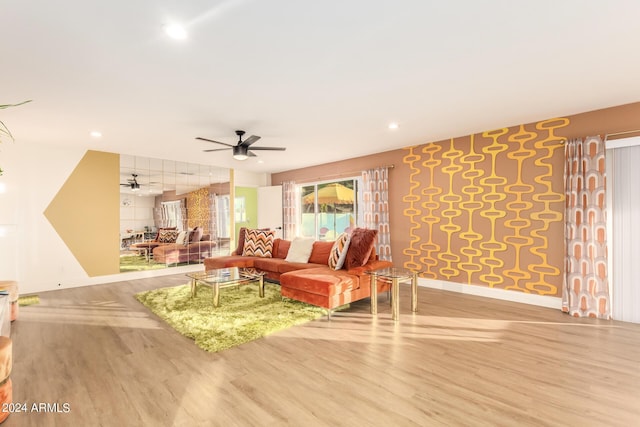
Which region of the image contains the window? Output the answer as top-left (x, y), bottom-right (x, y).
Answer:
top-left (300, 178), bottom-right (360, 241)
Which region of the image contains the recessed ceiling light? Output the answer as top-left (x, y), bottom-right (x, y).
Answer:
top-left (90, 131), bottom-right (102, 138)
top-left (388, 122), bottom-right (399, 130)
top-left (257, 160), bottom-right (264, 164)
top-left (164, 23), bottom-right (188, 40)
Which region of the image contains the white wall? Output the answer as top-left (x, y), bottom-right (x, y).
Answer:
top-left (0, 141), bottom-right (90, 294)
top-left (120, 193), bottom-right (155, 235)
top-left (234, 169), bottom-right (269, 187)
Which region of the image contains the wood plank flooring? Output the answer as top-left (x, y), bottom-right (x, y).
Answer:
top-left (6, 274), bottom-right (640, 426)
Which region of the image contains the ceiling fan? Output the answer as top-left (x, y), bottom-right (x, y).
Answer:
top-left (197, 130), bottom-right (286, 160)
top-left (120, 174), bottom-right (140, 191)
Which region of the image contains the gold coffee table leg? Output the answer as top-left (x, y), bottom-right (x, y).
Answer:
top-left (370, 276), bottom-right (378, 315)
top-left (213, 283), bottom-right (220, 307)
top-left (191, 279), bottom-right (197, 297)
top-left (411, 273), bottom-right (418, 312)
top-left (392, 277), bottom-right (400, 321)
top-left (259, 275), bottom-right (265, 298)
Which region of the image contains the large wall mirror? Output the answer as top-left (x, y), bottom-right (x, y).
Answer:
top-left (119, 154), bottom-right (231, 272)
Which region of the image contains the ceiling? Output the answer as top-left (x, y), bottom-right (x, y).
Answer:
top-left (3, 1), bottom-right (640, 175)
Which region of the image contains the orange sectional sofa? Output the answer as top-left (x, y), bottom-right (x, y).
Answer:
top-left (130, 227), bottom-right (217, 265)
top-left (204, 228), bottom-right (392, 312)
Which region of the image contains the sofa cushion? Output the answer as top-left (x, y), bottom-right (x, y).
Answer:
top-left (153, 243), bottom-right (183, 256)
top-left (204, 255), bottom-right (256, 269)
top-left (235, 227), bottom-right (270, 255)
top-left (235, 227), bottom-right (250, 255)
top-left (253, 257), bottom-right (287, 273)
top-left (189, 227), bottom-right (203, 242)
top-left (280, 267), bottom-right (358, 296)
top-left (285, 237), bottom-right (314, 263)
top-left (278, 262), bottom-right (328, 274)
top-left (344, 228), bottom-right (378, 270)
top-left (328, 232), bottom-right (351, 270)
top-left (308, 241), bottom-right (334, 265)
top-left (158, 229), bottom-right (179, 243)
top-left (176, 230), bottom-right (189, 245)
top-left (274, 239), bottom-right (290, 259)
top-left (242, 229), bottom-right (275, 258)
top-left (154, 226), bottom-right (176, 241)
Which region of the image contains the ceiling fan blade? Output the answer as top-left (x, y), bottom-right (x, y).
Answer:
top-left (248, 151), bottom-right (257, 157)
top-left (203, 148), bottom-right (232, 152)
top-left (196, 137), bottom-right (236, 148)
top-left (248, 146), bottom-right (286, 151)
top-left (242, 135), bottom-right (261, 147)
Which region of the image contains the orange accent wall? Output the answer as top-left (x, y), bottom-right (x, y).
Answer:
top-left (271, 102), bottom-right (640, 297)
top-left (402, 119), bottom-right (566, 295)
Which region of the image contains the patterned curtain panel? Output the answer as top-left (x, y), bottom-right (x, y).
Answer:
top-left (562, 136), bottom-right (611, 319)
top-left (282, 181), bottom-right (298, 240)
top-left (362, 167), bottom-right (392, 261)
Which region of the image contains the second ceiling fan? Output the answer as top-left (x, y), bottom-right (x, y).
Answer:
top-left (197, 130), bottom-right (285, 160)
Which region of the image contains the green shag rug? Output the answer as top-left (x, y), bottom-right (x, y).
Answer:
top-left (119, 255), bottom-right (173, 272)
top-left (135, 282), bottom-right (338, 352)
top-left (18, 295), bottom-right (40, 306)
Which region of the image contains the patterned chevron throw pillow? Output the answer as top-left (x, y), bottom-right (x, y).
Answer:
top-left (328, 232), bottom-right (351, 270)
top-left (242, 229), bottom-right (275, 258)
top-left (157, 229), bottom-right (179, 243)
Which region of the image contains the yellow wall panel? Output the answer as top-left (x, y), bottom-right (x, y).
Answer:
top-left (44, 150), bottom-right (120, 277)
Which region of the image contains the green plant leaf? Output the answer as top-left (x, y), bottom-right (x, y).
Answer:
top-left (0, 100), bottom-right (32, 110)
top-left (1, 99), bottom-right (32, 173)
top-left (0, 119), bottom-right (14, 141)
top-left (0, 100), bottom-right (32, 143)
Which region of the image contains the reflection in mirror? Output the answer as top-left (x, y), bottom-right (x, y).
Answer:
top-left (235, 196), bottom-right (247, 223)
top-left (159, 200), bottom-right (185, 229)
top-left (119, 155), bottom-right (231, 272)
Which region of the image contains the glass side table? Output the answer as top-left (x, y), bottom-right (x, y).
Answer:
top-left (365, 267), bottom-right (418, 321)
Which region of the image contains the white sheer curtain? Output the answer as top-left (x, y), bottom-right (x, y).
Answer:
top-left (282, 181), bottom-right (298, 240)
top-left (362, 167), bottom-right (392, 261)
top-left (607, 142), bottom-right (640, 323)
top-left (158, 200), bottom-right (186, 230)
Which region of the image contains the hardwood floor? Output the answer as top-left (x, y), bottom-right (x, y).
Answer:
top-left (6, 274), bottom-right (640, 426)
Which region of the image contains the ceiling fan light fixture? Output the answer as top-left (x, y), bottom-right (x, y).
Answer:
top-left (233, 145), bottom-right (249, 160)
top-left (200, 130), bottom-right (285, 159)
top-left (131, 182), bottom-right (140, 191)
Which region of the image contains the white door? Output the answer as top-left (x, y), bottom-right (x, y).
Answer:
top-left (258, 185), bottom-right (283, 239)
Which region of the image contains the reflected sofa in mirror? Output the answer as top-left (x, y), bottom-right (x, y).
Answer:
top-left (119, 154), bottom-right (232, 272)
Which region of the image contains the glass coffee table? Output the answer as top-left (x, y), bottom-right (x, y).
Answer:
top-left (186, 267), bottom-right (266, 307)
top-left (365, 267), bottom-right (418, 321)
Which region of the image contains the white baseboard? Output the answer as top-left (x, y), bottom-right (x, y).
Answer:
top-left (419, 278), bottom-right (562, 310)
top-left (31, 264), bottom-right (204, 293)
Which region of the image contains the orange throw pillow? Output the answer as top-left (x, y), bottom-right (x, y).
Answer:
top-left (344, 228), bottom-right (378, 270)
